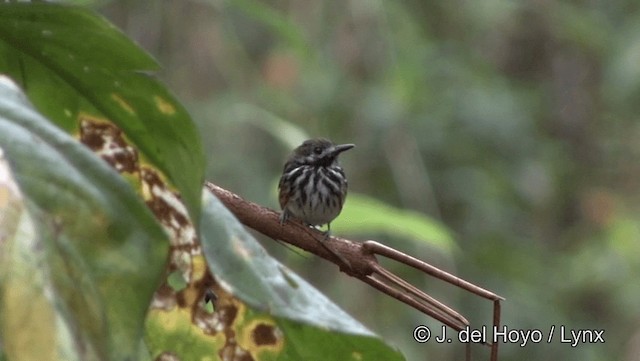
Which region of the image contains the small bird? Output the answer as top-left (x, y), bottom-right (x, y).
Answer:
top-left (278, 138), bottom-right (354, 231)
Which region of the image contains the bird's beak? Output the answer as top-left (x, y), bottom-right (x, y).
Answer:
top-left (332, 143), bottom-right (355, 156)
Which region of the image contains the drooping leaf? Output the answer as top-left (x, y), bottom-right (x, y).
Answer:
top-left (198, 191), bottom-right (405, 361)
top-left (0, 76), bottom-right (168, 361)
top-left (144, 190), bottom-right (404, 360)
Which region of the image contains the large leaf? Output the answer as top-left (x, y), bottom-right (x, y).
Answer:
top-left (144, 190), bottom-right (404, 360)
top-left (198, 191), bottom-right (404, 361)
top-left (0, 76), bottom-right (167, 360)
top-left (0, 2), bottom-right (204, 223)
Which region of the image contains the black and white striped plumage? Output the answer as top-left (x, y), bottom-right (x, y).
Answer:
top-left (278, 138), bottom-right (354, 230)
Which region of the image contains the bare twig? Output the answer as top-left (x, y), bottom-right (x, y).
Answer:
top-left (205, 182), bottom-right (504, 361)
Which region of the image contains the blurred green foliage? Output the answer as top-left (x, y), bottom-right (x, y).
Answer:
top-left (99, 0), bottom-right (640, 360)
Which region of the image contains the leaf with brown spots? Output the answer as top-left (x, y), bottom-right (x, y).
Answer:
top-left (0, 2), bottom-right (204, 223)
top-left (197, 192), bottom-right (404, 361)
top-left (0, 76), bottom-right (168, 360)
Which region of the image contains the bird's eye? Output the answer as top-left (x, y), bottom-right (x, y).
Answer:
top-left (314, 147), bottom-right (323, 154)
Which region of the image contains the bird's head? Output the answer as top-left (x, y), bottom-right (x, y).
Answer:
top-left (291, 138), bottom-right (355, 167)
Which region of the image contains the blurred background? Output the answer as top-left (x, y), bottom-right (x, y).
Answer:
top-left (97, 1), bottom-right (639, 360)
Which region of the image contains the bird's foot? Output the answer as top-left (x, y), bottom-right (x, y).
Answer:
top-left (279, 210), bottom-right (289, 225)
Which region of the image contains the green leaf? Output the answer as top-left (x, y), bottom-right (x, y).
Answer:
top-left (334, 193), bottom-right (457, 254)
top-left (0, 76), bottom-right (168, 360)
top-left (198, 191), bottom-right (405, 361)
top-left (0, 2), bottom-right (204, 223)
top-left (0, 169), bottom-right (65, 361)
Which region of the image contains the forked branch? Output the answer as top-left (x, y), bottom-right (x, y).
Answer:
top-left (205, 182), bottom-right (504, 361)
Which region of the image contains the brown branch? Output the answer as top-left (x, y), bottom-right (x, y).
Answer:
top-left (205, 182), bottom-right (373, 275)
top-left (205, 181), bottom-right (504, 361)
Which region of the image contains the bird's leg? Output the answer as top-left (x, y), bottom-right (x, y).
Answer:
top-left (275, 211), bottom-right (313, 257)
top-left (279, 209), bottom-right (289, 225)
top-left (281, 216), bottom-right (351, 270)
top-left (313, 222), bottom-right (351, 270)
top-left (322, 222), bottom-right (332, 240)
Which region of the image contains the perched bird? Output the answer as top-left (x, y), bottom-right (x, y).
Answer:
top-left (278, 138), bottom-right (354, 231)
